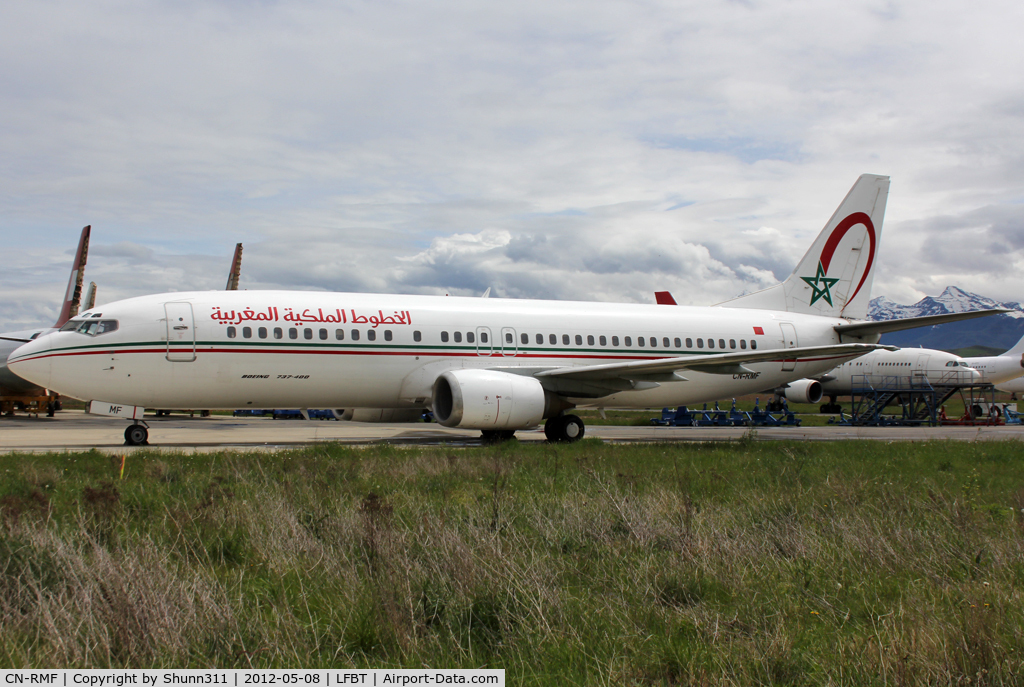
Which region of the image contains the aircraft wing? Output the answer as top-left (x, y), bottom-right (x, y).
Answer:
top-left (835, 309), bottom-right (1010, 338)
top-left (535, 343), bottom-right (893, 382)
top-left (0, 335), bottom-right (32, 344)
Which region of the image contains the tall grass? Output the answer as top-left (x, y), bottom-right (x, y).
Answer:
top-left (1, 440), bottom-right (1023, 684)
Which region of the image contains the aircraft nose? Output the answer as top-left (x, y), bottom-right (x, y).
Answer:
top-left (7, 337), bottom-right (53, 389)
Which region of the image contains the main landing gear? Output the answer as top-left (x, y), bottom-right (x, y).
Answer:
top-left (544, 414), bottom-right (585, 443)
top-left (124, 421), bottom-right (149, 446)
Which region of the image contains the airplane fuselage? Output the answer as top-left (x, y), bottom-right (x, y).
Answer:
top-left (12, 290), bottom-right (860, 411)
top-left (818, 348), bottom-right (979, 395)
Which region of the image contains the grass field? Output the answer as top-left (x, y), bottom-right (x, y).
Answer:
top-left (2, 439), bottom-right (1023, 684)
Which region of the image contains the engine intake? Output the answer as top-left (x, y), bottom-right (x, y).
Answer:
top-left (432, 369), bottom-right (563, 429)
top-left (781, 379), bottom-right (823, 404)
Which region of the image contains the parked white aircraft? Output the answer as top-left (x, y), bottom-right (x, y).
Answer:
top-left (0, 226), bottom-right (90, 414)
top-left (996, 376), bottom-right (1024, 396)
top-left (962, 334), bottom-right (1024, 385)
top-left (8, 176), bottom-right (1004, 444)
top-left (776, 348), bottom-right (981, 411)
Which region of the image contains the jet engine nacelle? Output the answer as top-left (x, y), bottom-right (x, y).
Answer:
top-left (432, 369), bottom-right (551, 430)
top-left (781, 379), bottom-right (823, 404)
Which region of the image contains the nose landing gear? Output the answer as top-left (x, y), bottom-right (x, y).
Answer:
top-left (124, 421), bottom-right (149, 446)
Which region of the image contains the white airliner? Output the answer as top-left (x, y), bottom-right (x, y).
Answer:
top-left (0, 226), bottom-right (90, 414)
top-left (776, 348), bottom-right (981, 411)
top-left (962, 334), bottom-right (1024, 385)
top-left (8, 176), bottom-right (1004, 445)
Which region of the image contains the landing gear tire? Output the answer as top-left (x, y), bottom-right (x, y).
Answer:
top-left (481, 430), bottom-right (516, 444)
top-left (124, 424), bottom-right (149, 446)
top-left (46, 402), bottom-right (55, 417)
top-left (544, 414), bottom-right (585, 443)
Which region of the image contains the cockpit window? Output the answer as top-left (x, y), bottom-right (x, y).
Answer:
top-left (61, 318), bottom-right (119, 336)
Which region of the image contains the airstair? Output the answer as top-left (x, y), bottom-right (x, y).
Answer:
top-left (844, 369), bottom-right (994, 426)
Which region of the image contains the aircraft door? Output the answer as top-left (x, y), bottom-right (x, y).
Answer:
top-left (779, 323), bottom-right (798, 371)
top-left (501, 328), bottom-right (518, 357)
top-left (476, 327), bottom-right (493, 356)
top-left (915, 354), bottom-right (930, 381)
top-left (165, 302), bottom-right (196, 362)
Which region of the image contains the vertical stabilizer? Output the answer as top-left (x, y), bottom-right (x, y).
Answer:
top-left (718, 175), bottom-right (889, 319)
top-left (1004, 333), bottom-right (1024, 356)
top-left (225, 243), bottom-right (243, 290)
top-left (83, 282), bottom-right (97, 311)
top-left (53, 225), bottom-right (91, 327)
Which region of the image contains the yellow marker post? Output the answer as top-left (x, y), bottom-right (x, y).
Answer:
top-left (119, 454), bottom-right (126, 480)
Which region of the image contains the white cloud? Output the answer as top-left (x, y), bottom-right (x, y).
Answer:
top-left (2, 0), bottom-right (1024, 329)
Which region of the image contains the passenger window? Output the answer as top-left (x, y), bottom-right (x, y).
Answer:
top-left (367, 330), bottom-right (376, 341)
top-left (521, 333), bottom-right (529, 345)
top-left (686, 338), bottom-right (692, 348)
top-left (243, 327), bottom-right (252, 339)
top-left (319, 328), bottom-right (328, 340)
top-left (413, 331), bottom-right (421, 342)
top-left (304, 328), bottom-right (313, 340)
top-left (351, 329), bottom-right (360, 341)
top-left (666, 337), bottom-right (672, 348)
top-left (481, 332), bottom-right (488, 343)
top-left (289, 328), bottom-right (298, 340)
top-left (719, 339), bottom-right (726, 349)
top-left (549, 334), bottom-right (557, 345)
top-left (750, 339), bottom-right (757, 350)
top-left (575, 334), bottom-right (582, 345)
top-left (274, 327), bottom-right (283, 340)
top-left (506, 332), bottom-right (514, 344)
top-left (258, 327), bottom-right (267, 339)
top-left (587, 335), bottom-right (595, 346)
top-left (729, 339), bottom-right (736, 349)
top-left (536, 333), bottom-right (544, 345)
top-left (441, 331), bottom-right (449, 342)
top-left (612, 336), bottom-right (619, 346)
top-left (336, 329), bottom-right (345, 340)
top-left (384, 330), bottom-right (393, 341)
top-left (599, 335), bottom-right (607, 346)
top-left (650, 337), bottom-right (657, 347)
top-left (227, 327), bottom-right (236, 338)
top-left (562, 334), bottom-right (570, 345)
top-left (454, 331), bottom-right (462, 343)
top-left (708, 339), bottom-right (715, 349)
top-left (625, 336), bottom-right (632, 347)
top-left (466, 331), bottom-right (474, 344)
top-left (740, 339), bottom-right (747, 350)
top-left (697, 338), bottom-right (704, 348)
top-left (638, 337), bottom-right (645, 347)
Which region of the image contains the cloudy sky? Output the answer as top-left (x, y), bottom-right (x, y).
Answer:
top-left (3, 0), bottom-right (1024, 330)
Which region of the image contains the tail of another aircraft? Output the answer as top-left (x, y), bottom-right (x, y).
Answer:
top-left (225, 243), bottom-right (243, 291)
top-left (53, 225), bottom-right (91, 328)
top-left (1004, 333), bottom-right (1024, 356)
top-left (718, 174), bottom-right (889, 320)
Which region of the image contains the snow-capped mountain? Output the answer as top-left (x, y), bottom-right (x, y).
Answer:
top-left (868, 286), bottom-right (1024, 321)
top-left (868, 286), bottom-right (1024, 352)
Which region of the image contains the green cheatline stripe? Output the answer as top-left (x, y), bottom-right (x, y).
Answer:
top-left (42, 338), bottom-right (732, 358)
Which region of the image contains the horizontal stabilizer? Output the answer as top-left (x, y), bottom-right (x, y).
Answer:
top-left (835, 309), bottom-right (1010, 338)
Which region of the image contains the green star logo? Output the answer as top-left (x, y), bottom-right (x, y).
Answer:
top-left (801, 261), bottom-right (839, 307)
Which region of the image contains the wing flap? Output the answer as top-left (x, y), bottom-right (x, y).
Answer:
top-left (535, 343), bottom-right (893, 382)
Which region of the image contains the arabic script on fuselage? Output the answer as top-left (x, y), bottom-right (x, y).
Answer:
top-left (211, 306), bottom-right (412, 328)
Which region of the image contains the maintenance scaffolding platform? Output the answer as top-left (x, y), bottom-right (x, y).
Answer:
top-left (838, 371), bottom-right (998, 427)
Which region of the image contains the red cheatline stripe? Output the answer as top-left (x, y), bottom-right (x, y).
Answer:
top-left (12, 347), bottom-right (862, 366)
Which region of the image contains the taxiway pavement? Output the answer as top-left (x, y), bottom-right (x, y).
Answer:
top-left (1, 410), bottom-right (1022, 454)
